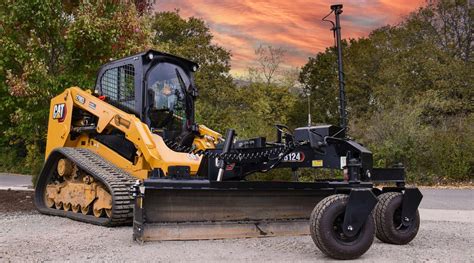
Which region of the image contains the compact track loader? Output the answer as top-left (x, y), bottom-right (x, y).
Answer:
top-left (35, 5), bottom-right (422, 259)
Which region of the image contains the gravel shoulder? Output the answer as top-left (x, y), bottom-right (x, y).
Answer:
top-left (1, 190), bottom-right (473, 262)
top-left (1, 213), bottom-right (473, 262)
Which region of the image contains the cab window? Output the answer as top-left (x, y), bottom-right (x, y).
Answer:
top-left (148, 62), bottom-right (190, 114)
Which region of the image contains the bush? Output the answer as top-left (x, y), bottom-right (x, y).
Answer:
top-left (352, 101), bottom-right (473, 185)
top-left (0, 144), bottom-right (44, 185)
top-left (0, 147), bottom-right (27, 174)
top-left (25, 144), bottom-right (45, 186)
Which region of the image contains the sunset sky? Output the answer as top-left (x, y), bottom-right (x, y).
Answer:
top-left (154, 0), bottom-right (426, 75)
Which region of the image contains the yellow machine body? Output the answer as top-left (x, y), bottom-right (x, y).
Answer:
top-left (45, 86), bottom-right (221, 180)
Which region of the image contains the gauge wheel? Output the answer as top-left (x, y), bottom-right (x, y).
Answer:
top-left (310, 194), bottom-right (375, 260)
top-left (374, 192), bottom-right (420, 244)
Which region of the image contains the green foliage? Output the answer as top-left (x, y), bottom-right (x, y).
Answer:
top-left (151, 11), bottom-right (236, 133)
top-left (0, 1), bottom-right (152, 175)
top-left (0, 4), bottom-right (236, 176)
top-left (232, 82), bottom-right (297, 140)
top-left (63, 2), bottom-right (152, 87)
top-left (0, 148), bottom-right (27, 174)
top-left (0, 1), bottom-right (471, 185)
top-left (296, 48), bottom-right (340, 126)
top-left (26, 144), bottom-right (45, 185)
top-left (300, 0), bottom-right (473, 184)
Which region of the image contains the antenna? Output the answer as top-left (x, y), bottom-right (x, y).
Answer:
top-left (307, 90), bottom-right (312, 126)
top-left (324, 4), bottom-right (348, 133)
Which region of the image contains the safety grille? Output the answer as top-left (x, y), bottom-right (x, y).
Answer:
top-left (100, 64), bottom-right (135, 112)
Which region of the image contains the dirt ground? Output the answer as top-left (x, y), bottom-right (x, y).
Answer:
top-left (1, 190), bottom-right (473, 262)
top-left (0, 190), bottom-right (35, 213)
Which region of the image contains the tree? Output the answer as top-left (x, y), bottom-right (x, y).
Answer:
top-left (298, 0), bottom-right (473, 183)
top-left (419, 0), bottom-right (473, 62)
top-left (231, 82), bottom-right (297, 139)
top-left (0, 1), bottom-right (152, 174)
top-left (293, 46), bottom-right (340, 127)
top-left (150, 11), bottom-right (237, 132)
top-left (250, 44), bottom-right (287, 85)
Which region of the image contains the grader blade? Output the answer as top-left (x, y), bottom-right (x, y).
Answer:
top-left (132, 179), bottom-right (373, 241)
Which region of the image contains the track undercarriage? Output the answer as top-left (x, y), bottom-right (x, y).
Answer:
top-left (44, 158), bottom-right (113, 218)
top-left (35, 148), bottom-right (135, 226)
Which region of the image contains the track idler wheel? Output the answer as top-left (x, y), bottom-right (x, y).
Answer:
top-left (57, 158), bottom-right (73, 179)
top-left (310, 194), bottom-right (375, 260)
top-left (374, 192), bottom-right (420, 244)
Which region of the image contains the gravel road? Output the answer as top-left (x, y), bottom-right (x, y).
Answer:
top-left (0, 180), bottom-right (473, 262)
top-left (1, 212), bottom-right (473, 262)
top-left (0, 174), bottom-right (33, 191)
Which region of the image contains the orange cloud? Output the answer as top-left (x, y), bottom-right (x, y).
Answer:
top-left (154, 0), bottom-right (425, 75)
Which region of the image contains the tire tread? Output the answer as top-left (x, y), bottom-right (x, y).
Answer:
top-left (310, 194), bottom-right (375, 259)
top-left (374, 192), bottom-right (420, 245)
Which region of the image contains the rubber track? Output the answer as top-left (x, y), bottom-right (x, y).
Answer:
top-left (374, 192), bottom-right (400, 243)
top-left (310, 194), bottom-right (348, 258)
top-left (35, 147), bottom-right (136, 226)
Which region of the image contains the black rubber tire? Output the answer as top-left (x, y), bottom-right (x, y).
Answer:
top-left (374, 192), bottom-right (420, 245)
top-left (310, 194), bottom-right (375, 260)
